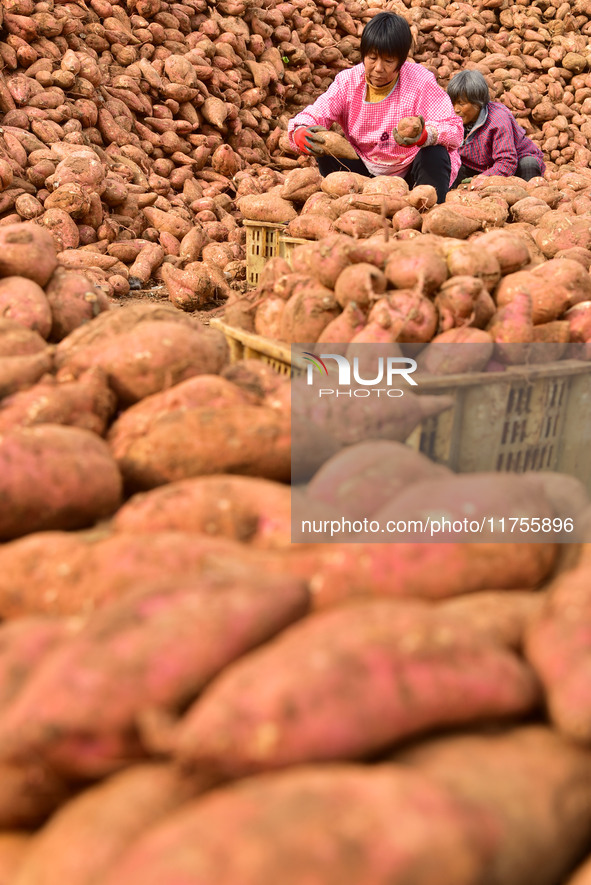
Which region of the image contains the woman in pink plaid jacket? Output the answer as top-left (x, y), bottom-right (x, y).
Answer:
top-left (288, 12), bottom-right (463, 203)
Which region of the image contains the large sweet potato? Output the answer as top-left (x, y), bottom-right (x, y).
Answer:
top-left (44, 268), bottom-right (111, 341)
top-left (0, 223), bottom-right (57, 286)
top-left (396, 726), bottom-right (591, 885)
top-left (110, 403), bottom-right (290, 490)
top-left (55, 320), bottom-right (228, 405)
top-left (0, 572), bottom-right (308, 778)
top-left (99, 765), bottom-right (497, 885)
top-left (0, 367), bottom-right (116, 435)
top-left (0, 424), bottom-right (122, 540)
top-left (306, 439), bottom-right (450, 519)
top-left (0, 277), bottom-right (52, 339)
top-left (525, 560), bottom-right (591, 743)
top-left (172, 599), bottom-right (539, 776)
top-left (113, 475), bottom-right (292, 548)
top-left (12, 764), bottom-right (210, 885)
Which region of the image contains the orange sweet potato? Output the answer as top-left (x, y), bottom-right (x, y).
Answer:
top-left (172, 598), bottom-right (539, 776)
top-left (290, 234), bottom-right (355, 288)
top-left (422, 205), bottom-right (481, 239)
top-left (471, 229), bottom-right (530, 275)
top-left (317, 302), bottom-right (367, 343)
top-left (279, 280), bottom-right (340, 343)
top-left (238, 193), bottom-right (297, 223)
top-left (99, 765), bottom-right (497, 885)
top-left (0, 424), bottom-right (122, 540)
top-left (417, 328), bottom-right (494, 374)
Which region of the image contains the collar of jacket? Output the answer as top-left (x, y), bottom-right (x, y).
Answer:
top-left (463, 104), bottom-right (488, 145)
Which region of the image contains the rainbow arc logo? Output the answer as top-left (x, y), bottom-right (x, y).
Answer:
top-left (302, 352), bottom-right (329, 375)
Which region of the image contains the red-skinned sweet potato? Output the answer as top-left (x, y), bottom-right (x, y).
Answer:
top-left (171, 598), bottom-right (539, 776)
top-left (99, 765), bottom-right (498, 885)
top-left (0, 424), bottom-right (122, 540)
top-left (11, 764), bottom-right (210, 885)
top-left (114, 475), bottom-right (292, 548)
top-left (0, 571), bottom-right (308, 778)
top-left (0, 277), bottom-right (52, 339)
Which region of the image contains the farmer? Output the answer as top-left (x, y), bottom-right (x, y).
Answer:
top-left (287, 12), bottom-right (463, 203)
top-left (446, 70), bottom-right (545, 186)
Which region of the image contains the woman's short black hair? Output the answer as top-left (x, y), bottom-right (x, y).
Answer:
top-left (447, 71), bottom-right (490, 109)
top-left (360, 12), bottom-right (412, 65)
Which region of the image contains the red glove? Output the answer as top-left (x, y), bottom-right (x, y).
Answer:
top-left (293, 125), bottom-right (326, 156)
top-left (393, 116), bottom-right (428, 147)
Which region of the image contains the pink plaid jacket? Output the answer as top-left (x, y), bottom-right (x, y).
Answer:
top-left (288, 62), bottom-right (463, 183)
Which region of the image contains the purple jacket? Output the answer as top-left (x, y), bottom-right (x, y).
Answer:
top-left (460, 102), bottom-right (545, 177)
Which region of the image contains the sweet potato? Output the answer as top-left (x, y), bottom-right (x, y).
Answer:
top-left (396, 726), bottom-right (591, 885)
top-left (363, 174), bottom-right (409, 196)
top-left (279, 281), bottom-right (340, 343)
top-left (384, 242), bottom-right (448, 295)
top-left (315, 130), bottom-right (359, 160)
top-left (0, 367), bottom-right (115, 436)
top-left (290, 233), bottom-right (355, 288)
top-left (0, 617), bottom-right (76, 716)
top-left (333, 209), bottom-right (384, 238)
top-left (417, 328), bottom-right (494, 374)
top-left (0, 531), bottom-right (266, 618)
top-left (317, 302), bottom-right (367, 344)
top-left (471, 229), bottom-right (530, 275)
top-left (99, 765), bottom-right (497, 885)
top-left (422, 205), bottom-right (481, 239)
top-left (0, 320), bottom-right (48, 356)
top-left (435, 276), bottom-right (491, 331)
top-left (172, 598), bottom-right (539, 776)
top-left (525, 561), bottom-right (591, 743)
top-left (566, 302), bottom-right (591, 343)
top-left (114, 475), bottom-right (292, 548)
top-left (300, 192), bottom-right (340, 220)
top-left (393, 205), bottom-right (423, 231)
top-left (44, 268), bottom-right (110, 341)
top-left (407, 184), bottom-right (438, 211)
top-left (374, 472), bottom-right (554, 542)
top-left (285, 540), bottom-right (558, 610)
top-left (56, 320), bottom-right (228, 405)
top-left (280, 167), bottom-right (322, 204)
top-left (0, 833), bottom-right (29, 884)
top-left (238, 193), bottom-right (296, 223)
top-left (0, 223), bottom-right (57, 286)
top-left (320, 171), bottom-right (365, 197)
top-left (496, 260), bottom-right (591, 325)
top-left (254, 296), bottom-right (286, 339)
top-left (0, 762), bottom-right (72, 829)
top-left (437, 591), bottom-right (544, 652)
top-left (333, 263), bottom-right (387, 309)
top-left (0, 350), bottom-right (53, 399)
top-left (128, 243), bottom-right (165, 287)
top-left (487, 289), bottom-right (534, 364)
top-left (442, 241), bottom-right (501, 292)
top-left (306, 439), bottom-right (450, 519)
top-left (0, 277), bottom-right (52, 339)
top-left (372, 291), bottom-right (438, 343)
top-left (107, 375), bottom-right (256, 458)
top-left (11, 764), bottom-right (209, 885)
top-left (284, 215), bottom-right (334, 239)
top-left (0, 424), bottom-right (122, 540)
top-left (0, 572), bottom-right (308, 778)
top-left (110, 403), bottom-right (291, 490)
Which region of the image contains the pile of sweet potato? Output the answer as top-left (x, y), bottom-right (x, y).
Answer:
top-left (0, 0), bottom-right (590, 298)
top-left (229, 167), bottom-right (591, 358)
top-left (0, 240), bottom-right (589, 879)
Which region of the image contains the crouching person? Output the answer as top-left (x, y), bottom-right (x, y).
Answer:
top-left (447, 70), bottom-right (545, 186)
top-left (287, 12), bottom-right (463, 204)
